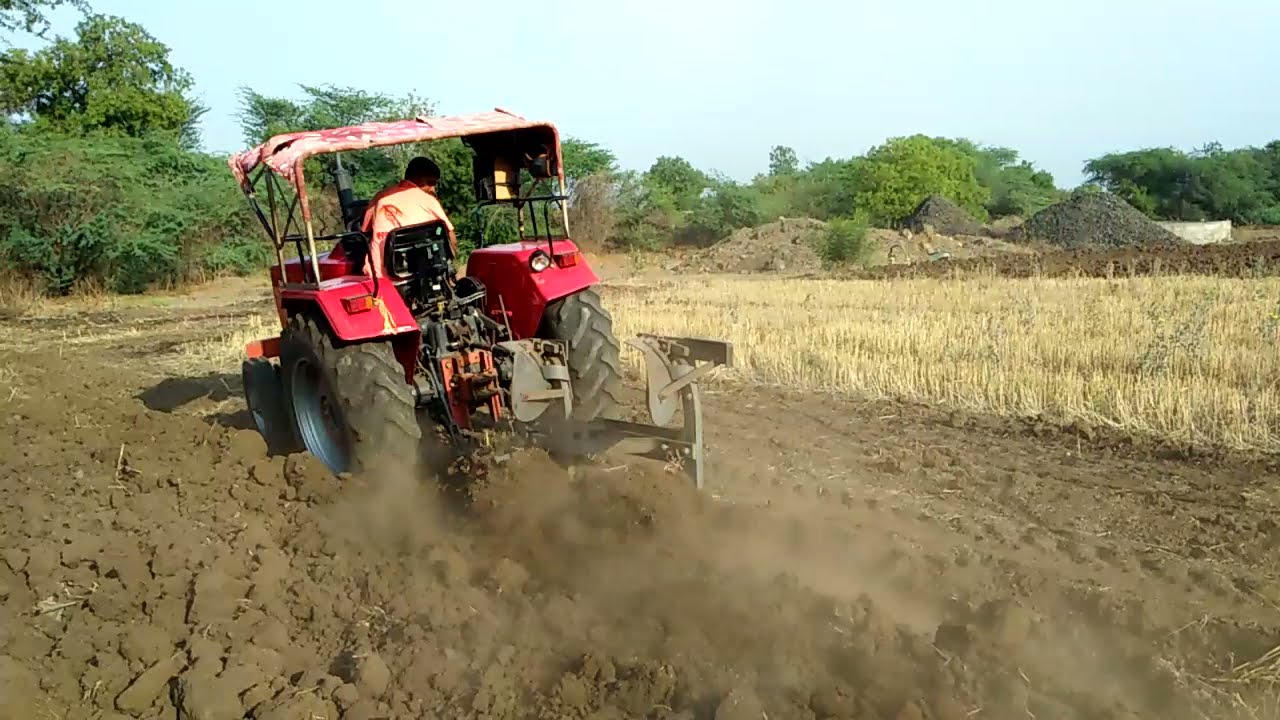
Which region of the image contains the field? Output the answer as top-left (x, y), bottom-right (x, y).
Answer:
top-left (3, 260), bottom-right (1280, 720)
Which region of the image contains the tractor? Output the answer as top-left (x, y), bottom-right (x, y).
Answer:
top-left (227, 108), bottom-right (732, 488)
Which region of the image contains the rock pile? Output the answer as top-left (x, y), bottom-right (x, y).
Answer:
top-left (904, 194), bottom-right (985, 236)
top-left (1012, 191), bottom-right (1183, 248)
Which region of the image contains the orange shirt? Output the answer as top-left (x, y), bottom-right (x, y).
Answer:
top-left (360, 180), bottom-right (455, 277)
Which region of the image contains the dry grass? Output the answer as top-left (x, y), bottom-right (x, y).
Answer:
top-left (168, 312), bottom-right (274, 374)
top-left (13, 266), bottom-right (1271, 453)
top-left (602, 274), bottom-right (1280, 453)
top-left (0, 270), bottom-right (42, 319)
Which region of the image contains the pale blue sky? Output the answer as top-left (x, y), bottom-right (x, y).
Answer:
top-left (30, 0), bottom-right (1280, 186)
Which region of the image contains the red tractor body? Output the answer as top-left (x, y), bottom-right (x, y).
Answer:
top-left (465, 240), bottom-right (598, 338)
top-left (228, 109), bottom-right (731, 487)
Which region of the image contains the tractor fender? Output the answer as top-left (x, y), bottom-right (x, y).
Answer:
top-left (466, 240), bottom-right (599, 339)
top-left (277, 279), bottom-right (422, 382)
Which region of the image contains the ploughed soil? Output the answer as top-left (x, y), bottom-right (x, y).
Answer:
top-left (849, 238), bottom-right (1280, 280)
top-left (3, 280), bottom-right (1280, 720)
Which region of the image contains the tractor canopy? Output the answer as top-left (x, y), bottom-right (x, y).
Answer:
top-left (227, 108), bottom-right (564, 202)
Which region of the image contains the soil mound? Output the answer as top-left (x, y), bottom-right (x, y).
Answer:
top-left (1012, 191), bottom-right (1183, 248)
top-left (904, 194), bottom-right (984, 236)
top-left (848, 238), bottom-right (1280, 280)
top-left (676, 218), bottom-right (826, 274)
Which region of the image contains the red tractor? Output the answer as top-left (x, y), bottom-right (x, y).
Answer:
top-left (228, 108), bottom-right (731, 488)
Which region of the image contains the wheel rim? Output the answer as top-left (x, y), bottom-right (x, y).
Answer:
top-left (289, 356), bottom-right (351, 474)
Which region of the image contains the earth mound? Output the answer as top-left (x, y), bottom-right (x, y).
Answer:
top-left (904, 194), bottom-right (985, 236)
top-left (675, 217), bottom-right (826, 274)
top-left (1012, 191), bottom-right (1183, 248)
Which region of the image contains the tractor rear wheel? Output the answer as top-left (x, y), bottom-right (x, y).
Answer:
top-left (540, 288), bottom-right (624, 423)
top-left (279, 314), bottom-right (421, 476)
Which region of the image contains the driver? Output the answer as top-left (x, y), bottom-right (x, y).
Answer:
top-left (361, 156), bottom-right (458, 277)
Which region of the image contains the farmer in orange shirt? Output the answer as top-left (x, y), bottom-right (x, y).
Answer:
top-left (361, 157), bottom-right (457, 277)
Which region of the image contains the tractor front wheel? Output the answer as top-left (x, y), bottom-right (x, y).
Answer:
top-left (279, 315), bottom-right (421, 476)
top-left (540, 288), bottom-right (624, 423)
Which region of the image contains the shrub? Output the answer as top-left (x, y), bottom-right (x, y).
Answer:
top-left (0, 127), bottom-right (261, 295)
top-left (821, 214), bottom-right (872, 267)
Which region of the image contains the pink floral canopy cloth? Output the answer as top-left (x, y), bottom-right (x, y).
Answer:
top-left (228, 108), bottom-right (558, 192)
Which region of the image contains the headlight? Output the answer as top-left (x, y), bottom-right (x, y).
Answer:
top-left (529, 251), bottom-right (552, 272)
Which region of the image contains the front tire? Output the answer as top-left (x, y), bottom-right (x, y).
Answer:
top-left (540, 288), bottom-right (624, 422)
top-left (278, 314), bottom-right (421, 476)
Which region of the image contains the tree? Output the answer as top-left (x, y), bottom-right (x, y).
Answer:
top-left (0, 0), bottom-right (87, 40)
top-left (236, 84), bottom-right (435, 202)
top-left (1082, 144), bottom-right (1280, 223)
top-left (939, 139), bottom-right (1060, 217)
top-left (645, 155), bottom-right (708, 213)
top-left (0, 14), bottom-right (203, 144)
top-left (788, 157), bottom-right (862, 220)
top-left (851, 135), bottom-right (989, 224)
top-left (1083, 148), bottom-right (1197, 218)
top-left (560, 138), bottom-right (616, 186)
top-left (768, 145), bottom-right (799, 176)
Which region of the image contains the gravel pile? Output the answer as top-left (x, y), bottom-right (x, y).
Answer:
top-left (1011, 191), bottom-right (1183, 248)
top-left (904, 194), bottom-right (984, 236)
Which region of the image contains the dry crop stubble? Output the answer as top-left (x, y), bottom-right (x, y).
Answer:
top-left (178, 272), bottom-right (1277, 452)
top-left (604, 274), bottom-right (1280, 452)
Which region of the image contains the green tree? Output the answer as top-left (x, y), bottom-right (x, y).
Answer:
top-left (1, 0), bottom-right (87, 39)
top-left (685, 176), bottom-right (764, 245)
top-left (788, 157), bottom-right (862, 220)
top-left (235, 88), bottom-right (304, 145)
top-left (768, 145), bottom-right (799, 176)
top-left (851, 135), bottom-right (989, 224)
top-left (1083, 144), bottom-right (1280, 224)
top-left (0, 126), bottom-right (257, 294)
top-left (940, 139), bottom-right (1060, 217)
top-left (0, 14), bottom-right (204, 145)
top-left (560, 138), bottom-right (616, 186)
top-left (236, 84), bottom-right (434, 199)
top-left (1083, 147), bottom-right (1197, 218)
top-left (645, 155), bottom-right (708, 212)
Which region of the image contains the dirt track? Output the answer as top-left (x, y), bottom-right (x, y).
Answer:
top-left (850, 239), bottom-right (1280, 280)
top-left (2, 281), bottom-right (1280, 720)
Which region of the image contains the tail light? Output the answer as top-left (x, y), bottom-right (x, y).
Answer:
top-left (554, 251), bottom-right (580, 268)
top-left (342, 295), bottom-right (375, 313)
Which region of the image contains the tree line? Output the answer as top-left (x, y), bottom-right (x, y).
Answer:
top-left (1, 5), bottom-right (1277, 295)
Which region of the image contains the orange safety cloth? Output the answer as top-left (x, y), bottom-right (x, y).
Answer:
top-left (360, 180), bottom-right (455, 277)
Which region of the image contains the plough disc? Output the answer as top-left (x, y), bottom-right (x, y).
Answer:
top-left (538, 334), bottom-right (733, 490)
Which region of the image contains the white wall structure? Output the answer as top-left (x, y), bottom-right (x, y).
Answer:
top-left (1157, 220), bottom-right (1233, 245)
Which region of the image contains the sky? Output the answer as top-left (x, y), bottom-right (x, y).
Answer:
top-left (27, 0), bottom-right (1280, 187)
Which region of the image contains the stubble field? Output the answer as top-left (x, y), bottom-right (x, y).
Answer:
top-left (2, 267), bottom-right (1279, 720)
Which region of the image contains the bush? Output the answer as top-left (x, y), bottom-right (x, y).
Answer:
top-left (0, 126), bottom-right (261, 295)
top-left (821, 214), bottom-right (872, 267)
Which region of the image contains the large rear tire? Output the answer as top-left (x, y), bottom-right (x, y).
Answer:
top-left (278, 314), bottom-right (421, 477)
top-left (540, 288), bottom-right (624, 423)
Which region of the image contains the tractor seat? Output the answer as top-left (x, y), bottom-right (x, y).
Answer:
top-left (344, 199), bottom-right (369, 231)
top-left (382, 221), bottom-right (454, 306)
top-left (334, 232), bottom-right (370, 271)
